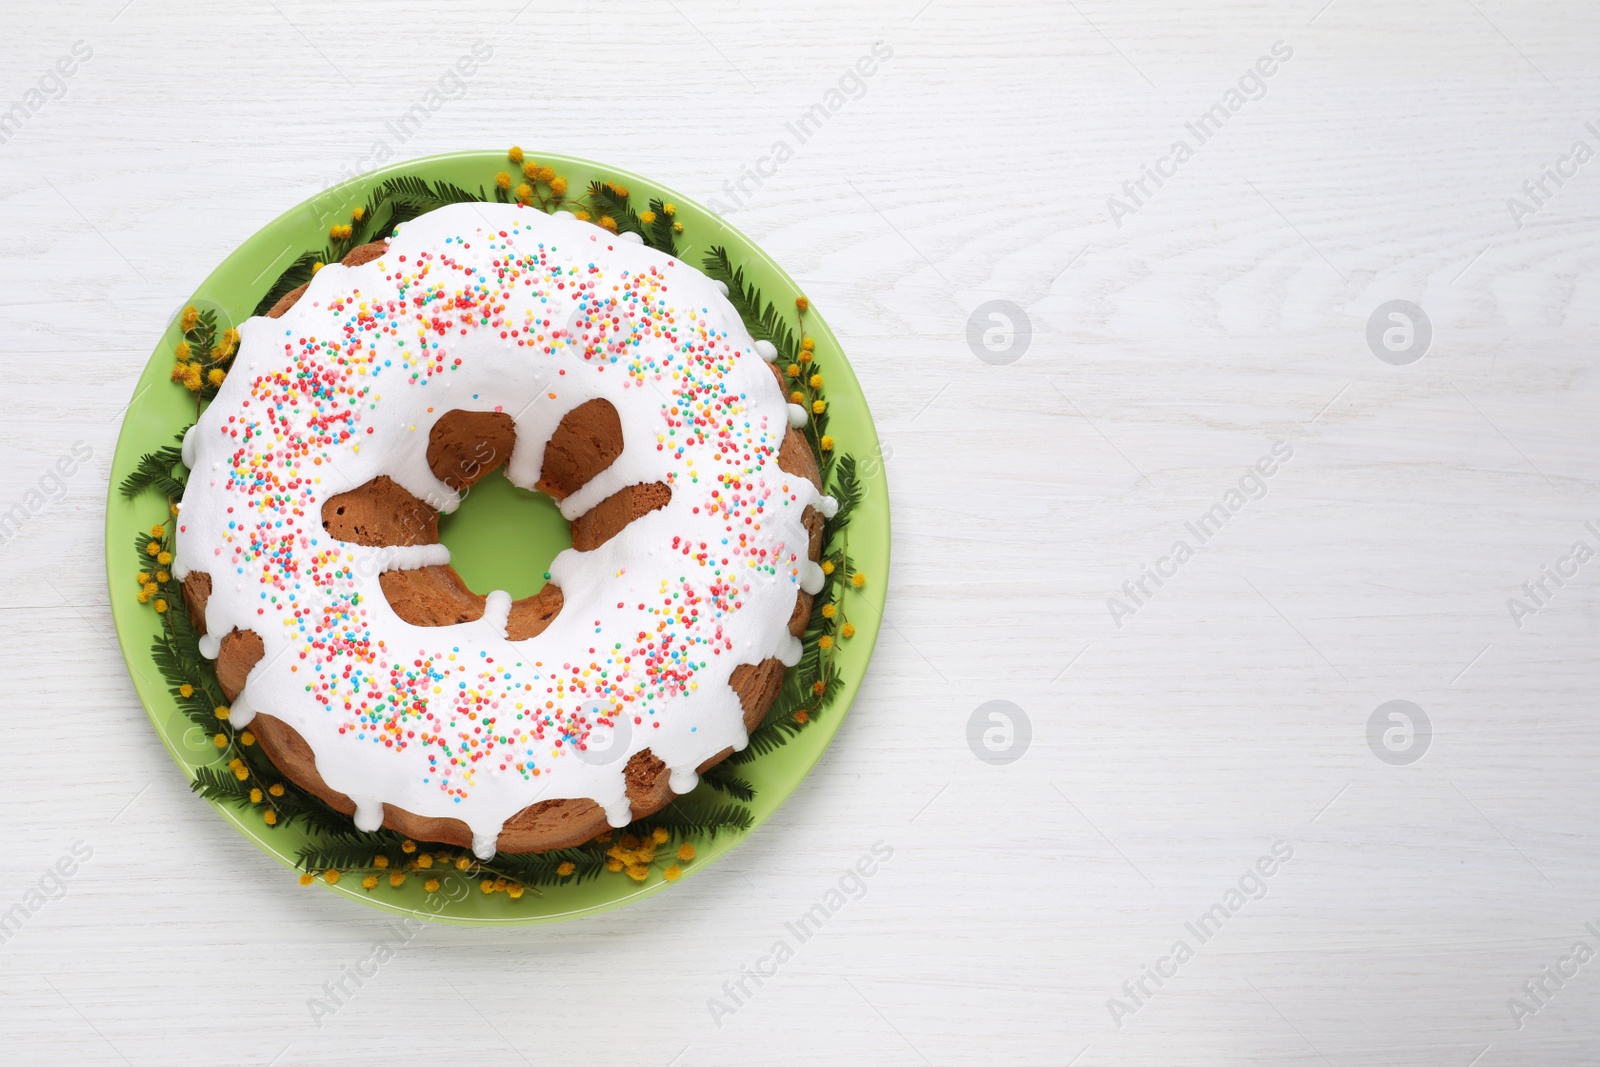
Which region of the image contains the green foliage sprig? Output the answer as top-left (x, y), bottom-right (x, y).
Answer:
top-left (829, 454), bottom-right (863, 531)
top-left (253, 254), bottom-right (321, 317)
top-left (587, 180), bottom-right (646, 239)
top-left (487, 849), bottom-right (609, 889)
top-left (118, 429), bottom-right (188, 500)
top-left (646, 198), bottom-right (679, 257)
top-left (700, 764), bottom-right (755, 802)
top-left (700, 246), bottom-right (802, 363)
top-left (379, 175), bottom-right (486, 209)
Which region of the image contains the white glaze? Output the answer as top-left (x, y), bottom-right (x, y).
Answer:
top-left (174, 203), bottom-right (830, 857)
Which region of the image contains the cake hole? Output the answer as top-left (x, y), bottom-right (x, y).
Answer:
top-left (439, 469), bottom-right (571, 599)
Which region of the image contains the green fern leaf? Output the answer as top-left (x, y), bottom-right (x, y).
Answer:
top-left (119, 431), bottom-right (189, 499)
top-left (700, 765), bottom-right (755, 802)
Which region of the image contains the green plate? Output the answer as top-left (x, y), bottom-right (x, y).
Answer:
top-left (104, 151), bottom-right (890, 924)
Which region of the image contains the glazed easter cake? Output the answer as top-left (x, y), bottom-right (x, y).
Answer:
top-left (172, 201), bottom-right (834, 858)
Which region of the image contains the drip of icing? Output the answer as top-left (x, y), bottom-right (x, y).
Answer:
top-left (619, 231), bottom-right (644, 245)
top-left (374, 544), bottom-right (451, 571)
top-left (712, 280), bottom-right (729, 296)
top-left (753, 340), bottom-right (778, 363)
top-left (353, 799), bottom-right (384, 832)
top-left (604, 797), bottom-right (633, 827)
top-left (778, 634), bottom-right (804, 667)
top-left (799, 560), bottom-right (826, 595)
top-left (430, 486), bottom-right (466, 514)
top-left (229, 688), bottom-right (257, 728)
top-left (471, 830), bottom-right (499, 860)
top-left (817, 494), bottom-right (840, 519)
top-left (669, 768), bottom-right (699, 794)
top-left (181, 424), bottom-right (197, 468)
top-left (482, 589), bottom-right (512, 637)
top-left (175, 203), bottom-right (824, 852)
top-left (787, 404), bottom-right (808, 428)
top-left (197, 632), bottom-right (221, 659)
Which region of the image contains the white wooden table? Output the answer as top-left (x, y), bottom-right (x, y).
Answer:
top-left (3, 1), bottom-right (1599, 1063)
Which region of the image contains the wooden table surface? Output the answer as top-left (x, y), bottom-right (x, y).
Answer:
top-left (3, 1), bottom-right (1598, 1063)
